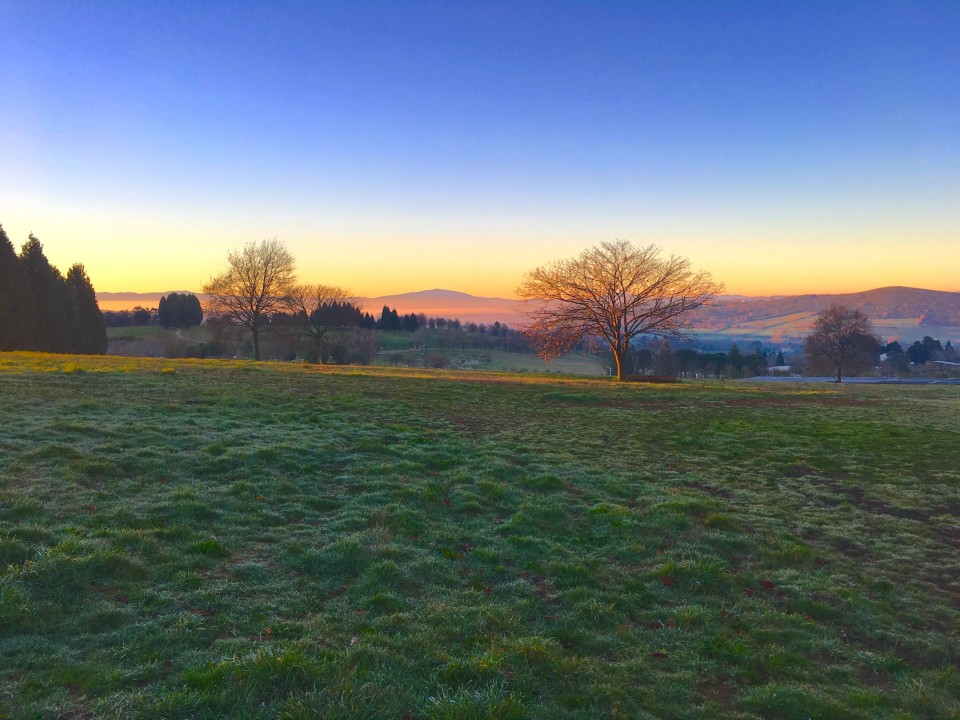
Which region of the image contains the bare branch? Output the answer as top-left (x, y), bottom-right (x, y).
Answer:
top-left (517, 240), bottom-right (723, 380)
top-left (202, 238), bottom-right (297, 360)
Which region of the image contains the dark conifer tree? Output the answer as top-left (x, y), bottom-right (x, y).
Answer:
top-left (65, 264), bottom-right (108, 354)
top-left (0, 225), bottom-right (37, 350)
top-left (158, 296), bottom-right (171, 328)
top-left (378, 305), bottom-right (391, 330)
top-left (184, 294), bottom-right (203, 327)
top-left (20, 234), bottom-right (70, 352)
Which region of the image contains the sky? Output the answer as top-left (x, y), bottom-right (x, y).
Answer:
top-left (1, 1), bottom-right (958, 298)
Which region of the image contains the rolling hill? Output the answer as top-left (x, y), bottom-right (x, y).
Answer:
top-left (97, 286), bottom-right (960, 344)
top-left (697, 287), bottom-right (960, 344)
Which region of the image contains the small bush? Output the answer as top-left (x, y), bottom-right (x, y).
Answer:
top-left (424, 353), bottom-right (450, 369)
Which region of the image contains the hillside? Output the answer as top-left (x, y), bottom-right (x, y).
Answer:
top-left (1, 353), bottom-right (958, 718)
top-left (96, 286), bottom-right (960, 343)
top-left (700, 287), bottom-right (960, 342)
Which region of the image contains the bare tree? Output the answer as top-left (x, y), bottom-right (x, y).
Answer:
top-left (517, 240), bottom-right (722, 380)
top-left (287, 283), bottom-right (361, 361)
top-left (804, 304), bottom-right (879, 382)
top-left (202, 239), bottom-right (296, 360)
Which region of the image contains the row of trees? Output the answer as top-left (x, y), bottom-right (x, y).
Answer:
top-left (0, 226), bottom-right (106, 354)
top-left (605, 341), bottom-right (771, 379)
top-left (203, 241), bottom-right (366, 361)
top-left (884, 336), bottom-right (957, 366)
top-left (104, 307), bottom-right (155, 327)
top-left (201, 240), bottom-right (531, 362)
top-left (372, 307), bottom-right (515, 336)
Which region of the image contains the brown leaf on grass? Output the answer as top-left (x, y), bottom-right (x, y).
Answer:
top-left (762, 579), bottom-right (775, 590)
top-left (660, 575), bottom-right (675, 587)
top-left (651, 651), bottom-right (669, 659)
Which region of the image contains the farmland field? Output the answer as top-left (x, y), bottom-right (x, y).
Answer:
top-left (0, 352), bottom-right (958, 718)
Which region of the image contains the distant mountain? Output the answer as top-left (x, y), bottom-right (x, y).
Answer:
top-left (363, 289), bottom-right (525, 326)
top-left (96, 291), bottom-right (203, 311)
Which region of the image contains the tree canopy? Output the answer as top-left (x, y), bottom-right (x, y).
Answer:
top-left (803, 304), bottom-right (879, 382)
top-left (517, 240), bottom-right (722, 380)
top-left (202, 239), bottom-right (296, 360)
top-left (287, 283), bottom-right (361, 356)
top-left (158, 293), bottom-right (203, 329)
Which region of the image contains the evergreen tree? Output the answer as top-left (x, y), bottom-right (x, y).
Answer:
top-left (775, 350), bottom-right (785, 366)
top-left (907, 341), bottom-right (928, 365)
top-left (0, 225), bottom-right (37, 350)
top-left (185, 294), bottom-right (203, 327)
top-left (65, 264), bottom-right (107, 354)
top-left (158, 296), bottom-right (170, 328)
top-left (727, 343), bottom-right (743, 378)
top-left (20, 234), bottom-right (70, 352)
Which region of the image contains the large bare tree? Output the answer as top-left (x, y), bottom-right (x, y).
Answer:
top-left (203, 239), bottom-right (296, 360)
top-left (804, 303), bottom-right (879, 382)
top-left (517, 240), bottom-right (722, 380)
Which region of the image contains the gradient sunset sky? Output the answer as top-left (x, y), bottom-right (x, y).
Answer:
top-left (1, 1), bottom-right (957, 298)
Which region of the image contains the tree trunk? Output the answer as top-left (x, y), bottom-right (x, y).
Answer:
top-left (252, 326), bottom-right (261, 361)
top-left (613, 348), bottom-right (624, 381)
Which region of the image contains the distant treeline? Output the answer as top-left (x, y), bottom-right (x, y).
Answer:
top-left (883, 338), bottom-right (956, 368)
top-left (103, 294), bottom-right (203, 328)
top-left (104, 307), bottom-right (157, 327)
top-left (612, 342), bottom-right (771, 379)
top-left (0, 225), bottom-right (107, 354)
top-left (268, 303), bottom-right (519, 337)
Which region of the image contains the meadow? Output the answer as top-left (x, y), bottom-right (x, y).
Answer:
top-left (0, 352), bottom-right (957, 719)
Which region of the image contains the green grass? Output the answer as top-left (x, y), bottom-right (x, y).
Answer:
top-left (376, 346), bottom-right (607, 375)
top-left (1, 352), bottom-right (958, 719)
top-left (107, 325), bottom-right (211, 342)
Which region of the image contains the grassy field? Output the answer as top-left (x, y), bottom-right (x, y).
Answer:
top-left (1, 352), bottom-right (958, 719)
top-left (376, 348), bottom-right (607, 376)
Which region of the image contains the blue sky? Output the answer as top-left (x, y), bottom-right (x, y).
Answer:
top-left (1, 1), bottom-right (957, 296)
